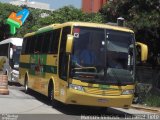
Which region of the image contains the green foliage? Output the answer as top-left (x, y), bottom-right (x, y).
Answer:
top-left (51, 6), bottom-right (83, 23)
top-left (101, 0), bottom-right (160, 30)
top-left (0, 2), bottom-right (104, 41)
top-left (144, 94), bottom-right (160, 107)
top-left (101, 0), bottom-right (160, 63)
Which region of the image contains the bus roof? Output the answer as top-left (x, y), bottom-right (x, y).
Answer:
top-left (64, 22), bottom-right (134, 33)
top-left (24, 22), bottom-right (134, 38)
top-left (0, 38), bottom-right (23, 46)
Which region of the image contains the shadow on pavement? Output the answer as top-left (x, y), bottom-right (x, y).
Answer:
top-left (6, 82), bottom-right (153, 119)
top-left (55, 104), bottom-right (132, 117)
top-left (8, 81), bottom-right (22, 87)
top-left (15, 85), bottom-right (133, 117)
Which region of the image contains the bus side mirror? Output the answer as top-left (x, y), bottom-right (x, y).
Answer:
top-left (66, 34), bottom-right (73, 54)
top-left (136, 42), bottom-right (148, 62)
top-left (10, 48), bottom-right (13, 59)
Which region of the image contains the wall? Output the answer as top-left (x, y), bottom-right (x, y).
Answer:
top-left (82, 0), bottom-right (107, 13)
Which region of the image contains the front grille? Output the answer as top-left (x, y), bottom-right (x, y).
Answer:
top-left (84, 87), bottom-right (122, 96)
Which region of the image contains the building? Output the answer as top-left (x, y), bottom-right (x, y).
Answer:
top-left (82, 0), bottom-right (108, 13)
top-left (9, 0), bottom-right (52, 11)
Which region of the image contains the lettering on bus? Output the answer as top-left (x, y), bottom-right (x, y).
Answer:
top-left (6, 8), bottom-right (29, 35)
top-left (29, 55), bottom-right (47, 76)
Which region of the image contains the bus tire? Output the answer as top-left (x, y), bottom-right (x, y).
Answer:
top-left (5, 71), bottom-right (7, 75)
top-left (48, 81), bottom-right (59, 107)
top-left (10, 73), bottom-right (13, 82)
top-left (24, 75), bottom-right (29, 93)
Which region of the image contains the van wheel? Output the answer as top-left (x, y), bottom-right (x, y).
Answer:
top-left (48, 83), bottom-right (59, 107)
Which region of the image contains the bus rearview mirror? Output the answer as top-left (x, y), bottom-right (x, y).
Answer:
top-left (10, 48), bottom-right (13, 59)
top-left (66, 34), bottom-right (74, 54)
top-left (136, 42), bottom-right (148, 62)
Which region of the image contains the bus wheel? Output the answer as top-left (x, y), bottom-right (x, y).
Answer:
top-left (48, 83), bottom-right (59, 107)
top-left (5, 71), bottom-right (7, 75)
top-left (10, 73), bottom-right (13, 82)
top-left (24, 77), bottom-right (28, 93)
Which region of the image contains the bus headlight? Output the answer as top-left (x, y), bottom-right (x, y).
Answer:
top-left (122, 89), bottom-right (134, 95)
top-left (69, 84), bottom-right (84, 92)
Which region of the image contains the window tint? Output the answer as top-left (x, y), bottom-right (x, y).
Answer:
top-left (0, 44), bottom-right (9, 56)
top-left (25, 37), bottom-right (31, 54)
top-left (35, 34), bottom-right (44, 53)
top-left (21, 38), bottom-right (27, 54)
top-left (59, 26), bottom-right (71, 80)
top-left (28, 36), bottom-right (36, 54)
top-left (22, 29), bottom-right (61, 54)
top-left (49, 29), bottom-right (61, 54)
top-left (42, 31), bottom-right (52, 53)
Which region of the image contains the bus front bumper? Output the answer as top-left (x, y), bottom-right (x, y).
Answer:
top-left (65, 88), bottom-right (133, 108)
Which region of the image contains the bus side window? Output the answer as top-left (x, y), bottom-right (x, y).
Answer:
top-left (59, 26), bottom-right (71, 80)
top-left (29, 36), bottom-right (36, 54)
top-left (42, 31), bottom-right (51, 53)
top-left (25, 37), bottom-right (31, 54)
top-left (21, 38), bottom-right (27, 54)
top-left (35, 34), bottom-right (44, 53)
top-left (49, 29), bottom-right (61, 54)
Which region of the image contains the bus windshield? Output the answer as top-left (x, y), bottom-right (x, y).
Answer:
top-left (71, 27), bottom-right (135, 85)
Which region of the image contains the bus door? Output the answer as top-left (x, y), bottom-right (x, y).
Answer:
top-left (58, 26), bottom-right (71, 100)
top-left (10, 44), bottom-right (22, 69)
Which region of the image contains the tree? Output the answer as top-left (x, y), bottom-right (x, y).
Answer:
top-left (0, 2), bottom-right (20, 40)
top-left (101, 0), bottom-right (160, 63)
top-left (0, 2), bottom-right (104, 41)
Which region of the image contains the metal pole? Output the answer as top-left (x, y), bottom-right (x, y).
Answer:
top-left (91, 0), bottom-right (93, 13)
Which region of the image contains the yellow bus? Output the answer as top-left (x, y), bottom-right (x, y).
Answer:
top-left (19, 22), bottom-right (147, 109)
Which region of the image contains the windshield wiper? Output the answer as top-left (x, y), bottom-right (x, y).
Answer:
top-left (72, 76), bottom-right (95, 83)
top-left (74, 72), bottom-right (103, 76)
top-left (107, 68), bottom-right (122, 85)
top-left (72, 70), bottom-right (133, 85)
top-left (72, 72), bottom-right (105, 83)
top-left (107, 68), bottom-right (135, 85)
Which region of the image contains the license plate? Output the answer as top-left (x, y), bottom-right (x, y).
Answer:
top-left (97, 99), bottom-right (108, 103)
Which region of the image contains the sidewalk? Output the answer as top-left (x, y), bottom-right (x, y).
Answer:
top-left (131, 104), bottom-right (160, 114)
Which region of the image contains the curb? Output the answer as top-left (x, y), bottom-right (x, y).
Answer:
top-left (131, 104), bottom-right (160, 114)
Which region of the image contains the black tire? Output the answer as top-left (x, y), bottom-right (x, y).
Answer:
top-left (10, 73), bottom-right (13, 82)
top-left (48, 83), bottom-right (59, 107)
top-left (48, 84), bottom-right (53, 102)
top-left (5, 71), bottom-right (7, 75)
top-left (24, 76), bottom-right (29, 93)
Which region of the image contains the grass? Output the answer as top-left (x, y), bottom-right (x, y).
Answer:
top-left (144, 94), bottom-right (160, 107)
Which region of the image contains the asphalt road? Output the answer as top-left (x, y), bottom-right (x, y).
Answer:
top-left (0, 83), bottom-right (158, 120)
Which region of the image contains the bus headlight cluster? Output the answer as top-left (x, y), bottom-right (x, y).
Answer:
top-left (122, 89), bottom-right (134, 95)
top-left (69, 84), bottom-right (84, 91)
